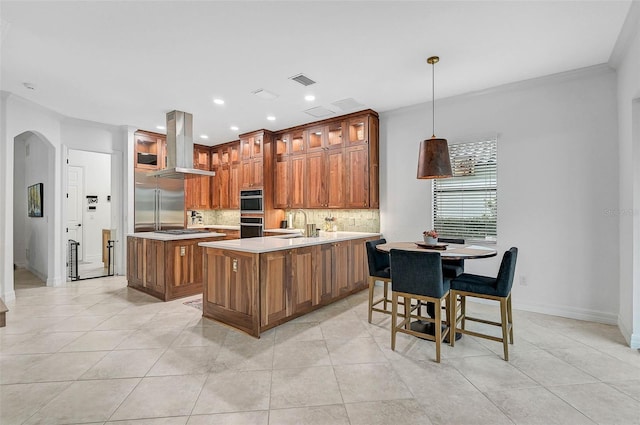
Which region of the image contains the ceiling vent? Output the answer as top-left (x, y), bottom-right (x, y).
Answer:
top-left (251, 88), bottom-right (279, 101)
top-left (303, 106), bottom-right (335, 118)
top-left (332, 98), bottom-right (365, 111)
top-left (289, 73), bottom-right (316, 86)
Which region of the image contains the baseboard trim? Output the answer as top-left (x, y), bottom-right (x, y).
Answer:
top-left (618, 317), bottom-right (640, 349)
top-left (512, 300), bottom-right (617, 325)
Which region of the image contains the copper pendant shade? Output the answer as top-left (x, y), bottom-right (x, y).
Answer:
top-left (417, 137), bottom-right (452, 179)
top-left (417, 56), bottom-right (452, 179)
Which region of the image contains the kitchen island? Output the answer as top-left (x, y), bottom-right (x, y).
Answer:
top-left (198, 231), bottom-right (380, 337)
top-left (127, 231), bottom-right (227, 301)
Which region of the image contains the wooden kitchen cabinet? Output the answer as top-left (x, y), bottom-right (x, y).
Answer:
top-left (185, 144), bottom-right (211, 210)
top-left (306, 149), bottom-right (345, 208)
top-left (306, 122), bottom-right (344, 153)
top-left (345, 145), bottom-right (369, 208)
top-left (260, 247), bottom-right (314, 327)
top-left (240, 132), bottom-right (264, 189)
top-left (202, 236), bottom-right (375, 337)
top-left (313, 242), bottom-right (350, 303)
top-left (210, 141), bottom-right (240, 209)
top-left (274, 153), bottom-right (306, 209)
top-left (127, 235), bottom-right (225, 301)
top-left (269, 110), bottom-right (378, 210)
top-left (203, 248), bottom-right (260, 337)
top-left (134, 130), bottom-right (166, 170)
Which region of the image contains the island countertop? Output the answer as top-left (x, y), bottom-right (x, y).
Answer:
top-left (128, 231), bottom-right (227, 241)
top-left (198, 231), bottom-right (381, 253)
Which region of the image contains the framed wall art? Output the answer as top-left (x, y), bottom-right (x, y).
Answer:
top-left (28, 183), bottom-right (43, 217)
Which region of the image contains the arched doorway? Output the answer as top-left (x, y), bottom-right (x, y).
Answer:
top-left (13, 131), bottom-right (56, 287)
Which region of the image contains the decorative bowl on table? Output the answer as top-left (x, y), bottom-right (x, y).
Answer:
top-left (423, 236), bottom-right (438, 245)
top-left (423, 229), bottom-right (438, 246)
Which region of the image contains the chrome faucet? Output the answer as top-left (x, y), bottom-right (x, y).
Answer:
top-left (293, 209), bottom-right (308, 236)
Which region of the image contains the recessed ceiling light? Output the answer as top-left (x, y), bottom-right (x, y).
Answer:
top-left (267, 116), bottom-right (276, 121)
top-left (213, 98), bottom-right (225, 105)
top-left (200, 134), bottom-right (209, 139)
top-left (230, 126), bottom-right (239, 131)
top-left (156, 125), bottom-right (165, 130)
top-left (305, 95), bottom-right (315, 101)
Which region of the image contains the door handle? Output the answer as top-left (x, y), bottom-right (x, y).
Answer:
top-left (77, 224), bottom-right (82, 227)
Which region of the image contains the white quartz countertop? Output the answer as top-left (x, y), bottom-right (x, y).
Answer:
top-left (198, 231), bottom-right (381, 253)
top-left (129, 231), bottom-right (227, 241)
top-left (187, 224), bottom-right (240, 230)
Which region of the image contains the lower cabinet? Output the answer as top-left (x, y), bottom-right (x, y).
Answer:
top-left (260, 247), bottom-right (314, 328)
top-left (202, 248), bottom-right (260, 336)
top-left (202, 236), bottom-right (377, 337)
top-left (127, 236), bottom-right (224, 301)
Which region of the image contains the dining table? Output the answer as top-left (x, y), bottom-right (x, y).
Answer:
top-left (375, 241), bottom-right (498, 340)
top-left (375, 241), bottom-right (497, 259)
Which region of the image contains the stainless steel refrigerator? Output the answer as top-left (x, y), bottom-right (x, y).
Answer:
top-left (134, 171), bottom-right (185, 232)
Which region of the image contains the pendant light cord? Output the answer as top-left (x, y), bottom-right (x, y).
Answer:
top-left (431, 59), bottom-right (435, 138)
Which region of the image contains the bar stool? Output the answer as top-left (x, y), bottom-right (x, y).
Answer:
top-left (449, 247), bottom-right (518, 360)
top-left (389, 249), bottom-right (451, 363)
top-left (366, 239), bottom-right (394, 322)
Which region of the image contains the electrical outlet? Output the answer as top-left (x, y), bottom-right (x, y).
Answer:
top-left (350, 218), bottom-right (356, 226)
top-left (232, 258), bottom-right (238, 272)
top-left (180, 246), bottom-right (186, 256)
top-left (25, 248), bottom-right (29, 259)
top-left (519, 276), bottom-right (528, 286)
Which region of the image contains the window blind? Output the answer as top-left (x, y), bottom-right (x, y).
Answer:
top-left (433, 137), bottom-right (497, 241)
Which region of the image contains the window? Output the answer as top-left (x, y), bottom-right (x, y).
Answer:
top-left (433, 137), bottom-right (497, 241)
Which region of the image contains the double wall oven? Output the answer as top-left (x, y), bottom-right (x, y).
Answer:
top-left (240, 189), bottom-right (264, 238)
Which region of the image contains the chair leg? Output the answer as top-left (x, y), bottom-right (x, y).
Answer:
top-left (434, 298), bottom-right (441, 363)
top-left (391, 292), bottom-right (398, 351)
top-left (367, 277), bottom-right (375, 323)
top-left (500, 297), bottom-right (509, 361)
top-left (460, 295), bottom-right (467, 330)
top-left (383, 280), bottom-right (389, 310)
top-left (449, 290), bottom-right (456, 347)
top-left (507, 294), bottom-right (514, 344)
top-left (404, 296), bottom-right (410, 330)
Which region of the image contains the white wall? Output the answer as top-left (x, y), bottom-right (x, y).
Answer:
top-left (613, 2), bottom-right (640, 347)
top-left (24, 134), bottom-right (54, 280)
top-left (68, 149), bottom-right (111, 263)
top-left (380, 65), bottom-right (619, 324)
top-left (1, 93), bottom-right (62, 300)
top-left (0, 92), bottom-right (128, 301)
top-left (12, 140), bottom-right (27, 268)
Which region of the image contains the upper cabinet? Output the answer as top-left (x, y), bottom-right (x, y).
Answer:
top-left (134, 131), bottom-right (166, 170)
top-left (185, 144), bottom-right (211, 210)
top-left (240, 131), bottom-right (266, 189)
top-left (272, 110), bottom-right (379, 210)
top-left (211, 140), bottom-right (240, 210)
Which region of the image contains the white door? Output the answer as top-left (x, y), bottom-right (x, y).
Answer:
top-left (67, 165), bottom-right (83, 262)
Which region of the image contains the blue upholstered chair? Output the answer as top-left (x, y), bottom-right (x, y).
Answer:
top-left (438, 238), bottom-right (465, 279)
top-left (449, 247), bottom-right (518, 361)
top-left (389, 249), bottom-right (451, 363)
top-left (366, 239), bottom-right (394, 323)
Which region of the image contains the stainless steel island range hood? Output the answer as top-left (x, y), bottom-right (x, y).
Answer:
top-left (148, 110), bottom-right (216, 179)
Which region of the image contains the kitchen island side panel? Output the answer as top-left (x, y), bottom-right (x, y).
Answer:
top-left (202, 248), bottom-right (260, 337)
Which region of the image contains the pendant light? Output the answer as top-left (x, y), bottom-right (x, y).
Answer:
top-left (417, 56), bottom-right (452, 179)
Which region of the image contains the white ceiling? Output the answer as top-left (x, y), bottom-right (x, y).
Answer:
top-left (0, 1), bottom-right (632, 145)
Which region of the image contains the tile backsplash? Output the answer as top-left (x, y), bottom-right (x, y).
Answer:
top-left (286, 209), bottom-right (380, 233)
top-left (193, 209), bottom-right (380, 233)
top-left (201, 209), bottom-right (240, 226)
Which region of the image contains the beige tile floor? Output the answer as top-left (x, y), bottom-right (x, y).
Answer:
top-left (1, 269), bottom-right (640, 425)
